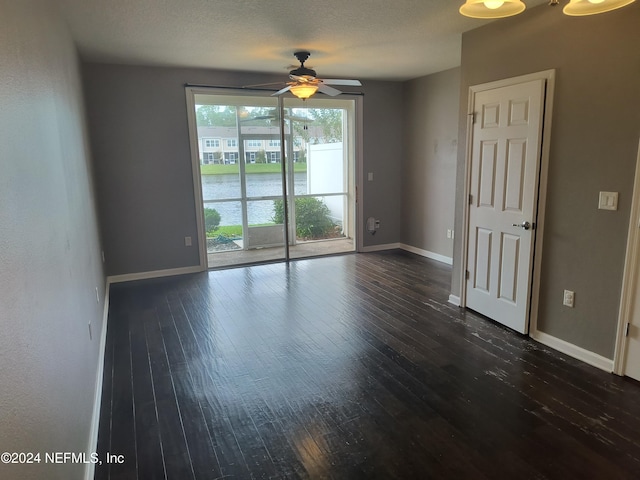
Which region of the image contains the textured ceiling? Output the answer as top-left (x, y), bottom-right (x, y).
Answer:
top-left (55, 0), bottom-right (549, 81)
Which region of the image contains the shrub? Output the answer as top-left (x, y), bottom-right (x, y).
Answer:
top-left (204, 208), bottom-right (221, 233)
top-left (272, 197), bottom-right (335, 239)
top-left (255, 149), bottom-right (267, 164)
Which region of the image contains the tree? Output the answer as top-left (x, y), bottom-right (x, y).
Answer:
top-left (196, 105), bottom-right (237, 127)
top-left (290, 108), bottom-right (343, 144)
top-left (204, 208), bottom-right (221, 233)
top-left (310, 108), bottom-right (343, 143)
top-left (240, 107), bottom-right (279, 125)
top-left (295, 148), bottom-right (307, 163)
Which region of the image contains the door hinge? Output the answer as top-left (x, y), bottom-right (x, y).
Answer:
top-left (625, 322), bottom-right (630, 337)
top-left (466, 270), bottom-right (470, 280)
top-left (469, 194), bottom-right (473, 205)
top-left (468, 112), bottom-right (476, 124)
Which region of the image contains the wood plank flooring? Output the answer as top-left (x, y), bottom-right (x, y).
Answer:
top-left (95, 250), bottom-right (640, 479)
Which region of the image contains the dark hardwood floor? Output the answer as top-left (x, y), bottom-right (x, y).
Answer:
top-left (95, 250), bottom-right (640, 479)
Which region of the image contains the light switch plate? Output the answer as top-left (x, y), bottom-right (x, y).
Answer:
top-left (563, 290), bottom-right (574, 308)
top-left (598, 191), bottom-right (618, 211)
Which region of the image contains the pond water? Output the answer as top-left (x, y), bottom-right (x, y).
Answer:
top-left (202, 172), bottom-right (307, 226)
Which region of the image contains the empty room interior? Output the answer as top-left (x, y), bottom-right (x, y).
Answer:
top-left (2, 0), bottom-right (640, 478)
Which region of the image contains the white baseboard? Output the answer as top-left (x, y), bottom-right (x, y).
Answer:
top-left (85, 281), bottom-right (110, 480)
top-left (360, 243), bottom-right (455, 268)
top-left (531, 329), bottom-right (614, 373)
top-left (399, 243), bottom-right (453, 265)
top-left (448, 294), bottom-right (461, 307)
top-left (107, 265), bottom-right (203, 284)
top-left (360, 242), bottom-right (402, 253)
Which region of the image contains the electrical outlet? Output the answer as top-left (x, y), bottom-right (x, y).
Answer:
top-left (185, 236), bottom-right (192, 247)
top-left (447, 229), bottom-right (453, 239)
top-left (563, 290), bottom-right (575, 308)
top-left (375, 220), bottom-right (380, 230)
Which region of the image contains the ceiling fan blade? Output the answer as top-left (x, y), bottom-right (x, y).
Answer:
top-left (321, 79), bottom-right (362, 86)
top-left (241, 115), bottom-right (277, 122)
top-left (317, 84), bottom-right (342, 97)
top-left (286, 115), bottom-right (313, 123)
top-left (243, 82), bottom-right (285, 88)
top-left (272, 85), bottom-right (292, 96)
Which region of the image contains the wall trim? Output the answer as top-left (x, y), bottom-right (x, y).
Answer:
top-left (360, 242), bottom-right (402, 252)
top-left (399, 243), bottom-right (453, 265)
top-left (448, 295), bottom-right (461, 307)
top-left (85, 281), bottom-right (110, 480)
top-left (531, 330), bottom-right (614, 373)
top-left (361, 242), bottom-right (454, 266)
top-left (107, 265), bottom-right (203, 284)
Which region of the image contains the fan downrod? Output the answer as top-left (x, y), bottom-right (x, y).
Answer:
top-left (290, 51), bottom-right (316, 79)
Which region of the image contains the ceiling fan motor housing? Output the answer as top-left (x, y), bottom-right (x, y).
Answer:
top-left (290, 67), bottom-right (317, 79)
top-left (290, 51), bottom-right (317, 79)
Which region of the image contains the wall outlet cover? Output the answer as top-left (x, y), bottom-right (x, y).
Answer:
top-left (563, 289), bottom-right (574, 308)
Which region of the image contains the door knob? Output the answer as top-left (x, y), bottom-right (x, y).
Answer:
top-left (512, 221), bottom-right (532, 230)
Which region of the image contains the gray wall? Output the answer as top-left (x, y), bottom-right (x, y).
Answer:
top-left (0, 1), bottom-right (106, 479)
top-left (402, 68), bottom-right (460, 258)
top-left (452, 2), bottom-right (640, 358)
top-left (82, 63), bottom-right (405, 276)
top-left (361, 81), bottom-right (405, 247)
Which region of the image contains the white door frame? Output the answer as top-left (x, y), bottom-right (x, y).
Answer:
top-left (458, 70), bottom-right (555, 336)
top-left (185, 86), bottom-right (209, 271)
top-left (613, 139), bottom-right (640, 375)
top-left (355, 96), bottom-right (364, 253)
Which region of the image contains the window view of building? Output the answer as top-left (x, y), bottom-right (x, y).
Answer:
top-left (197, 126), bottom-right (321, 165)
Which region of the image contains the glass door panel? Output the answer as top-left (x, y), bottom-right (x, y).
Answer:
top-left (192, 92), bottom-right (287, 268)
top-left (283, 98), bottom-right (356, 259)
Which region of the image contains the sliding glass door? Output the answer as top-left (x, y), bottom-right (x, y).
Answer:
top-left (282, 97), bottom-right (356, 259)
top-left (187, 88), bottom-right (356, 269)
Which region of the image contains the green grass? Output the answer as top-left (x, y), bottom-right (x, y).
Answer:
top-left (200, 163), bottom-right (307, 175)
top-left (211, 225), bottom-right (242, 237)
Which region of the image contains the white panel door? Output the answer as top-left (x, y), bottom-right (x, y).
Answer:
top-left (623, 217), bottom-right (640, 381)
top-left (466, 79), bottom-right (545, 334)
top-left (624, 291), bottom-right (640, 381)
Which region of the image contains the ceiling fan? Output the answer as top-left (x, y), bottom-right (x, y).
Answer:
top-left (271, 51), bottom-right (362, 100)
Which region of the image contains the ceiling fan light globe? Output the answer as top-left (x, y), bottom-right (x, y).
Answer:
top-left (563, 0), bottom-right (635, 15)
top-left (484, 0), bottom-right (505, 9)
top-left (290, 84), bottom-right (319, 100)
top-left (459, 0), bottom-right (525, 18)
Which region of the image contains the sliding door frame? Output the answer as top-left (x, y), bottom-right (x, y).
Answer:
top-left (185, 87), bottom-right (208, 270)
top-left (185, 86), bottom-right (362, 269)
